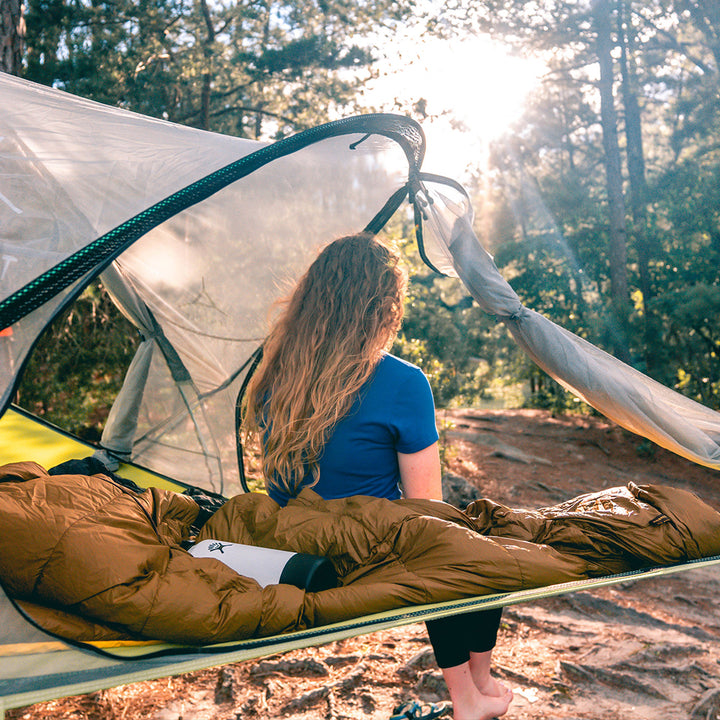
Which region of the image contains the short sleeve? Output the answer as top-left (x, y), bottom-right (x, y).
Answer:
top-left (391, 365), bottom-right (439, 454)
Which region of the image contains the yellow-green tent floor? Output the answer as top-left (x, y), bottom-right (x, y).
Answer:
top-left (0, 405), bottom-right (185, 491)
top-left (3, 556), bottom-right (720, 715)
top-left (1, 406), bottom-right (719, 714)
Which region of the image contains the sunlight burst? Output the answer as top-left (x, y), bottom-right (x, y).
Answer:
top-left (365, 36), bottom-right (545, 178)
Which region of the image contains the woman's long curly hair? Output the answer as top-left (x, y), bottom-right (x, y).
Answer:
top-left (243, 233), bottom-right (407, 498)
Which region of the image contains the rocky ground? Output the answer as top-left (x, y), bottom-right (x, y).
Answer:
top-left (7, 409), bottom-right (720, 720)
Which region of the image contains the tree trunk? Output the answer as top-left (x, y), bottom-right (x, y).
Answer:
top-left (593, 0), bottom-right (631, 361)
top-left (199, 0), bottom-right (216, 131)
top-left (0, 0), bottom-right (25, 75)
top-left (617, 0), bottom-right (655, 370)
top-left (255, 1), bottom-right (272, 140)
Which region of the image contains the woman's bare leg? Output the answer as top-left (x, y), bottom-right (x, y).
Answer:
top-left (441, 662), bottom-right (513, 720)
top-left (468, 649), bottom-right (508, 697)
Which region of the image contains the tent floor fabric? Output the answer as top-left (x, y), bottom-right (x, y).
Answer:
top-left (5, 408), bottom-right (720, 720)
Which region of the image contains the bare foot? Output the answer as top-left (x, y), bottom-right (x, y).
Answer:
top-left (475, 674), bottom-right (509, 698)
top-left (467, 650), bottom-right (508, 698)
top-left (452, 688), bottom-right (513, 720)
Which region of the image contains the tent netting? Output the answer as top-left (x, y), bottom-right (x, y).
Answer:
top-left (0, 72), bottom-right (718, 711)
top-left (0, 72), bottom-right (423, 495)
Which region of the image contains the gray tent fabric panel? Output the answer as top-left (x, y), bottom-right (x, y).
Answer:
top-left (0, 72), bottom-right (260, 411)
top-left (99, 134), bottom-right (411, 492)
top-left (0, 122), bottom-right (99, 298)
top-left (0, 588), bottom-right (130, 711)
top-left (95, 265), bottom-right (156, 466)
top-left (0, 593), bottom-right (53, 646)
top-left (418, 182), bottom-right (720, 470)
top-left (0, 73), bottom-right (259, 275)
top-left (0, 120), bottom-right (101, 410)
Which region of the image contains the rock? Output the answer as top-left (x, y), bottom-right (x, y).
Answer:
top-left (564, 593), bottom-right (717, 641)
top-left (324, 654), bottom-right (360, 667)
top-left (281, 685), bottom-right (329, 713)
top-left (559, 661), bottom-right (667, 699)
top-left (215, 667), bottom-right (239, 704)
top-left (445, 429), bottom-right (552, 465)
top-left (496, 662), bottom-right (553, 690)
top-left (397, 648), bottom-right (436, 679)
top-left (405, 648), bottom-right (436, 671)
top-left (534, 480), bottom-right (568, 499)
top-left (624, 642), bottom-right (696, 663)
top-left (613, 660), bottom-right (711, 680)
top-left (336, 667), bottom-right (366, 693)
top-left (240, 695), bottom-right (259, 715)
top-left (442, 471), bottom-right (479, 507)
top-left (558, 660), bottom-right (596, 685)
top-left (360, 692), bottom-right (376, 714)
top-left (489, 446), bottom-right (553, 465)
top-left (415, 670), bottom-right (447, 699)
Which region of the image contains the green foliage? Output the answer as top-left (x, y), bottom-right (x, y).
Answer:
top-left (16, 282), bottom-right (139, 440)
top-left (467, 0), bottom-right (720, 408)
top-left (521, 372), bottom-right (592, 416)
top-left (634, 437), bottom-right (657, 459)
top-left (647, 283), bottom-right (720, 405)
top-left (384, 223), bottom-right (520, 409)
top-left (21, 0), bottom-right (418, 137)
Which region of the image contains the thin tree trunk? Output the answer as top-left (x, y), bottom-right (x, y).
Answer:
top-left (617, 0), bottom-right (655, 370)
top-left (199, 0), bottom-right (215, 131)
top-left (593, 0), bottom-right (631, 361)
top-left (255, 2), bottom-right (272, 140)
top-left (0, 0), bottom-right (25, 75)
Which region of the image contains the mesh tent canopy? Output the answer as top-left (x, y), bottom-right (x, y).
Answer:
top-left (0, 72), bottom-right (424, 495)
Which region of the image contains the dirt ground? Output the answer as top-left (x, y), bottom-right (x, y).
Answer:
top-left (7, 409), bottom-right (720, 720)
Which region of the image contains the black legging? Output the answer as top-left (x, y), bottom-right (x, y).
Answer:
top-left (425, 608), bottom-right (503, 669)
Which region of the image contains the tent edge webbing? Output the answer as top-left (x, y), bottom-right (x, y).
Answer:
top-left (1, 554), bottom-right (719, 713)
top-left (90, 552), bottom-right (720, 660)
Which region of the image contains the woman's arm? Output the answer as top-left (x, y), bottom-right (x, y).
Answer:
top-left (398, 442), bottom-right (443, 501)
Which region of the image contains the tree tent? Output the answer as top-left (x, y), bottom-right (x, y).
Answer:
top-left (0, 72), bottom-right (719, 714)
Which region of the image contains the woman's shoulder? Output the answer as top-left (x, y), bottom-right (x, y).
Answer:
top-left (376, 353), bottom-right (428, 383)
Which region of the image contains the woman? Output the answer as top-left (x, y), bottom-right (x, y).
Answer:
top-left (243, 232), bottom-right (513, 720)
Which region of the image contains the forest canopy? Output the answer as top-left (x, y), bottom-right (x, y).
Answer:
top-left (2, 0), bottom-right (719, 439)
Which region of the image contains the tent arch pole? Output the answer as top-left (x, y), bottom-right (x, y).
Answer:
top-left (0, 114), bottom-right (425, 333)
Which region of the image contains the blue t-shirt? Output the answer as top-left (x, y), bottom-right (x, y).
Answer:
top-left (267, 353), bottom-right (439, 506)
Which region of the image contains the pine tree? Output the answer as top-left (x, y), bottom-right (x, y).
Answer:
top-left (0, 0), bottom-right (25, 74)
